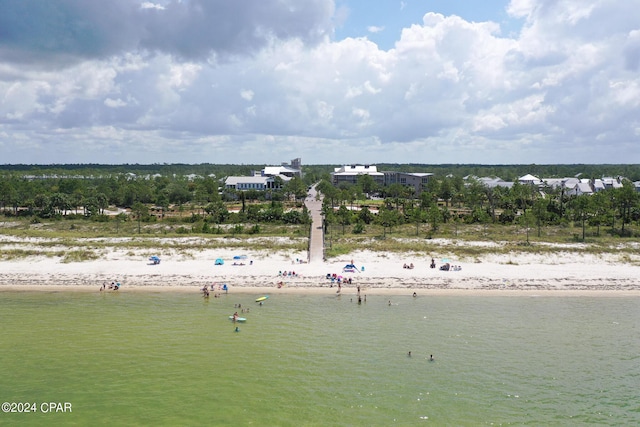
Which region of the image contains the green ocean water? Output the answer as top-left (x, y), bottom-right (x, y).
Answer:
top-left (1, 291), bottom-right (639, 426)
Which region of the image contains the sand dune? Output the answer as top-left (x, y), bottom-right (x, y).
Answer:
top-left (1, 236), bottom-right (639, 296)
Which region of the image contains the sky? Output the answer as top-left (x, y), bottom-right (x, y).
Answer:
top-left (1, 0), bottom-right (639, 166)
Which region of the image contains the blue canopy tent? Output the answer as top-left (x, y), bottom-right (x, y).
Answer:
top-left (149, 256), bottom-right (161, 265)
top-left (215, 258), bottom-right (224, 265)
top-left (342, 263), bottom-right (359, 272)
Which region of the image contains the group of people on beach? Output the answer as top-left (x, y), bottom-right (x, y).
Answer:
top-left (439, 263), bottom-right (462, 271)
top-left (99, 281), bottom-right (120, 291)
top-left (279, 270), bottom-right (299, 277)
top-left (402, 263), bottom-right (415, 269)
top-left (326, 273), bottom-right (353, 285)
top-left (202, 283), bottom-right (228, 298)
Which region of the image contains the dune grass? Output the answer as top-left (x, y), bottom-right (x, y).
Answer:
top-left (1, 217), bottom-right (637, 262)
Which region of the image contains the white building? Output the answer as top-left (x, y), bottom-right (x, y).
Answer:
top-left (331, 165), bottom-right (385, 186)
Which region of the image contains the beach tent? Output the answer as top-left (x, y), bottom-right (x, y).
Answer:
top-left (233, 255), bottom-right (247, 260)
top-left (215, 258), bottom-right (224, 265)
top-left (343, 263), bottom-right (359, 272)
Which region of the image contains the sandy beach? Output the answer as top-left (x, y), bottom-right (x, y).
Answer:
top-left (1, 235), bottom-right (639, 296)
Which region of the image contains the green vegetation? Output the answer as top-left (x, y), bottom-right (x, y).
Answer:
top-left (1, 164), bottom-right (639, 263)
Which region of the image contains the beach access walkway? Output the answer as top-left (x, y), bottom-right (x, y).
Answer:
top-left (304, 185), bottom-right (325, 263)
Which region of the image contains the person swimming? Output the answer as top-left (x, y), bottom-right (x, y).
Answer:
top-left (429, 355), bottom-right (434, 361)
top-left (407, 351), bottom-right (412, 357)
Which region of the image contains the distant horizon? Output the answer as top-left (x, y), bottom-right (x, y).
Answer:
top-left (1, 162), bottom-right (639, 167)
top-left (0, 162), bottom-right (640, 168)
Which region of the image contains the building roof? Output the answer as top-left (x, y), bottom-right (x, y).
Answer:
top-left (518, 174), bottom-right (540, 183)
top-left (574, 182), bottom-right (594, 194)
top-left (225, 176), bottom-right (272, 185)
top-left (333, 165), bottom-right (384, 176)
top-left (263, 166), bottom-right (299, 176)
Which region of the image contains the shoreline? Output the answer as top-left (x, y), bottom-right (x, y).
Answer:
top-left (2, 284), bottom-right (640, 297)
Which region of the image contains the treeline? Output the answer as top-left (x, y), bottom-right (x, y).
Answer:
top-left (2, 163), bottom-right (640, 182)
top-left (317, 174), bottom-right (640, 239)
top-left (0, 172), bottom-right (311, 228)
top-left (1, 163), bottom-right (639, 238)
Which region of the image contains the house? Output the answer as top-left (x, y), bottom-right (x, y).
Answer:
top-left (592, 179), bottom-right (606, 192)
top-left (224, 175), bottom-right (279, 191)
top-left (475, 177), bottom-right (514, 189)
top-left (225, 158), bottom-right (300, 192)
top-left (602, 177), bottom-right (623, 189)
top-left (567, 181), bottom-right (594, 196)
top-left (518, 174), bottom-right (541, 185)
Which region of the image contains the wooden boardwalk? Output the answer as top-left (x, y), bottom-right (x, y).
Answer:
top-left (304, 186), bottom-right (324, 263)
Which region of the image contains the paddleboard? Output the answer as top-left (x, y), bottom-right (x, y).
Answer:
top-left (255, 296), bottom-right (269, 302)
top-left (229, 316), bottom-right (247, 322)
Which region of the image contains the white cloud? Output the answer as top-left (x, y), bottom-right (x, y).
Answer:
top-left (1, 0), bottom-right (639, 164)
top-left (104, 98), bottom-right (127, 108)
top-left (140, 2), bottom-right (165, 10)
top-left (240, 90), bottom-right (255, 101)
